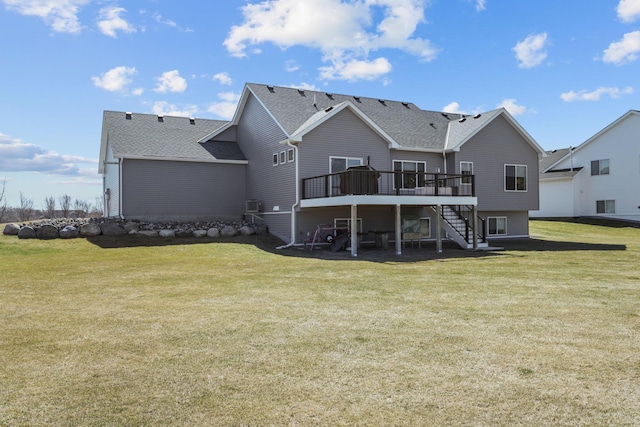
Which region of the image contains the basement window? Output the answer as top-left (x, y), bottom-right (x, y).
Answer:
top-left (488, 217), bottom-right (507, 236)
top-left (596, 200), bottom-right (615, 214)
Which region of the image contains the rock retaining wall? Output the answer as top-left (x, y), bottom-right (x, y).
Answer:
top-left (3, 218), bottom-right (268, 240)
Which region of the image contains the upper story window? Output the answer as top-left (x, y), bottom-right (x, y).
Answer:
top-left (504, 164), bottom-right (527, 192)
top-left (394, 160), bottom-right (426, 189)
top-left (460, 161), bottom-right (473, 185)
top-left (591, 159), bottom-right (609, 176)
top-left (330, 156), bottom-right (363, 196)
top-left (287, 148), bottom-right (295, 163)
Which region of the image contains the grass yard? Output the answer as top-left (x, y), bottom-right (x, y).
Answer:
top-left (1, 220), bottom-right (639, 425)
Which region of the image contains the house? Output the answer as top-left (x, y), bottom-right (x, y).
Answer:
top-left (531, 110), bottom-right (640, 222)
top-left (99, 83), bottom-right (545, 256)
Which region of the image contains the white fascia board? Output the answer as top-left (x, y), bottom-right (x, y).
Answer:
top-left (122, 155), bottom-right (248, 165)
top-left (289, 101), bottom-right (401, 149)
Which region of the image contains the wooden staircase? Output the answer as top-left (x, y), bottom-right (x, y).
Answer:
top-left (430, 205), bottom-right (488, 250)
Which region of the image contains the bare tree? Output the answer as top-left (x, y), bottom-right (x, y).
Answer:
top-left (43, 196), bottom-right (56, 219)
top-left (16, 192), bottom-right (34, 221)
top-left (0, 178), bottom-right (7, 223)
top-left (73, 199), bottom-right (91, 217)
top-left (93, 196), bottom-right (104, 217)
top-left (59, 194), bottom-right (71, 218)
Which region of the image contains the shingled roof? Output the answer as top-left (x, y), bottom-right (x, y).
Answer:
top-left (99, 111), bottom-right (245, 172)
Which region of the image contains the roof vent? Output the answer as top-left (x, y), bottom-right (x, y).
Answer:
top-left (157, 115), bottom-right (164, 123)
top-left (441, 113), bottom-right (450, 119)
top-left (326, 93), bottom-right (334, 99)
top-left (325, 106), bottom-right (333, 113)
top-left (125, 112), bottom-right (132, 120)
top-left (267, 85), bottom-right (275, 93)
top-left (297, 89), bottom-right (305, 96)
top-left (458, 117), bottom-right (466, 123)
top-left (401, 102), bottom-right (409, 108)
top-left (189, 118), bottom-right (195, 125)
top-left (353, 96), bottom-right (361, 103)
top-left (378, 99), bottom-right (386, 105)
top-left (473, 114), bottom-right (482, 119)
top-left (430, 123), bottom-right (436, 129)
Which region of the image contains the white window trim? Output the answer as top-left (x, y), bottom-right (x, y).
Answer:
top-left (279, 151), bottom-right (287, 165)
top-left (393, 160), bottom-right (427, 190)
top-left (329, 156), bottom-right (363, 173)
top-left (460, 161), bottom-right (473, 185)
top-left (487, 216), bottom-right (507, 236)
top-left (504, 164), bottom-right (528, 192)
top-left (591, 159), bottom-right (610, 176)
top-left (287, 148), bottom-right (295, 163)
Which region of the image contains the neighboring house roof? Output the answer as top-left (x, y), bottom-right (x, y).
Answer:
top-left (99, 111), bottom-right (245, 173)
top-left (539, 148), bottom-right (582, 180)
top-left (540, 110), bottom-right (640, 174)
top-left (218, 83), bottom-right (544, 155)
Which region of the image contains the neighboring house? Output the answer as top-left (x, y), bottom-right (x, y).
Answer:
top-left (532, 110), bottom-right (640, 222)
top-left (99, 83), bottom-right (545, 255)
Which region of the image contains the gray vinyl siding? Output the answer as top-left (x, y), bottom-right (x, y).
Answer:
top-left (298, 108), bottom-right (390, 178)
top-left (236, 93), bottom-right (294, 240)
top-left (480, 211), bottom-right (530, 237)
top-left (296, 206), bottom-right (395, 243)
top-left (211, 125), bottom-right (236, 142)
top-left (121, 159), bottom-right (246, 221)
top-left (104, 143), bottom-right (120, 218)
top-left (455, 116), bottom-right (539, 211)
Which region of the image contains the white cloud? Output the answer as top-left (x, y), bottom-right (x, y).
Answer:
top-left (1, 0), bottom-right (90, 33)
top-left (287, 82), bottom-right (320, 91)
top-left (560, 86), bottom-right (634, 102)
top-left (441, 102), bottom-right (466, 114)
top-left (513, 32), bottom-right (548, 68)
top-left (285, 59), bottom-right (300, 72)
top-left (602, 30), bottom-right (640, 64)
top-left (475, 0), bottom-right (486, 12)
top-left (150, 101), bottom-right (199, 118)
top-left (208, 92), bottom-right (241, 120)
top-left (91, 66), bottom-right (137, 92)
top-left (213, 72), bottom-right (233, 85)
top-left (223, 0), bottom-right (436, 82)
top-left (617, 0), bottom-right (640, 22)
top-left (154, 70), bottom-right (187, 93)
top-left (152, 12), bottom-right (176, 27)
top-left (497, 99), bottom-right (530, 115)
top-left (0, 132), bottom-right (97, 175)
top-left (96, 6), bottom-right (136, 37)
top-left (319, 57), bottom-right (392, 81)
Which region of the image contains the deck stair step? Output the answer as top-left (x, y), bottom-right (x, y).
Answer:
top-left (430, 206), bottom-right (488, 250)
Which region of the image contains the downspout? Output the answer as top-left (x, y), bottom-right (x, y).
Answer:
top-left (276, 140), bottom-right (300, 249)
top-left (118, 157), bottom-right (124, 219)
top-left (442, 150), bottom-right (447, 174)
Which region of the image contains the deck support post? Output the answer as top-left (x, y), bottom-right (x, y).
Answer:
top-left (436, 204), bottom-right (442, 253)
top-left (350, 203), bottom-right (358, 257)
top-left (472, 204), bottom-right (478, 250)
top-left (395, 204), bottom-right (402, 255)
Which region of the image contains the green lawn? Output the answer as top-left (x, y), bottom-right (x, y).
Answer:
top-left (1, 220), bottom-right (639, 425)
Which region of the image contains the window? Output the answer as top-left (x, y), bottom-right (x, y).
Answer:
top-left (287, 148), bottom-right (295, 163)
top-left (330, 156), bottom-right (363, 195)
top-left (596, 200), bottom-right (615, 214)
top-left (273, 153), bottom-right (279, 166)
top-left (334, 218), bottom-right (362, 233)
top-left (505, 164), bottom-right (527, 191)
top-left (393, 160), bottom-right (426, 189)
top-left (488, 217), bottom-right (507, 235)
top-left (279, 151), bottom-right (286, 165)
top-left (460, 161), bottom-right (473, 185)
top-left (591, 159), bottom-right (609, 176)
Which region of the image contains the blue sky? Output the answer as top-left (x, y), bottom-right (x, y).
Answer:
top-left (1, 0), bottom-right (639, 208)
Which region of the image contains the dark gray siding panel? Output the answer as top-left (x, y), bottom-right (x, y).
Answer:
top-left (122, 159), bottom-right (246, 221)
top-left (211, 125), bottom-right (236, 142)
top-left (458, 116), bottom-right (539, 211)
top-left (299, 108), bottom-right (390, 178)
top-left (480, 211), bottom-right (530, 237)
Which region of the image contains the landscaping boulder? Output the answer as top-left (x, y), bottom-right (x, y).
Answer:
top-left (123, 221), bottom-right (139, 234)
top-left (220, 225), bottom-right (238, 237)
top-left (59, 226), bottom-right (80, 239)
top-left (36, 224), bottom-right (59, 240)
top-left (80, 223), bottom-right (102, 237)
top-left (253, 224), bottom-right (268, 235)
top-left (175, 229), bottom-right (193, 238)
top-left (138, 230), bottom-right (158, 237)
top-left (18, 226), bottom-right (37, 239)
top-left (193, 229), bottom-right (208, 238)
top-left (239, 225), bottom-right (255, 236)
top-left (207, 227), bottom-right (220, 238)
top-left (3, 223), bottom-right (20, 235)
top-left (100, 222), bottom-right (127, 236)
top-left (159, 229), bottom-right (175, 238)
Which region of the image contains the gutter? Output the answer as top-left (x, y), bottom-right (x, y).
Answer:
top-left (276, 140), bottom-right (300, 250)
